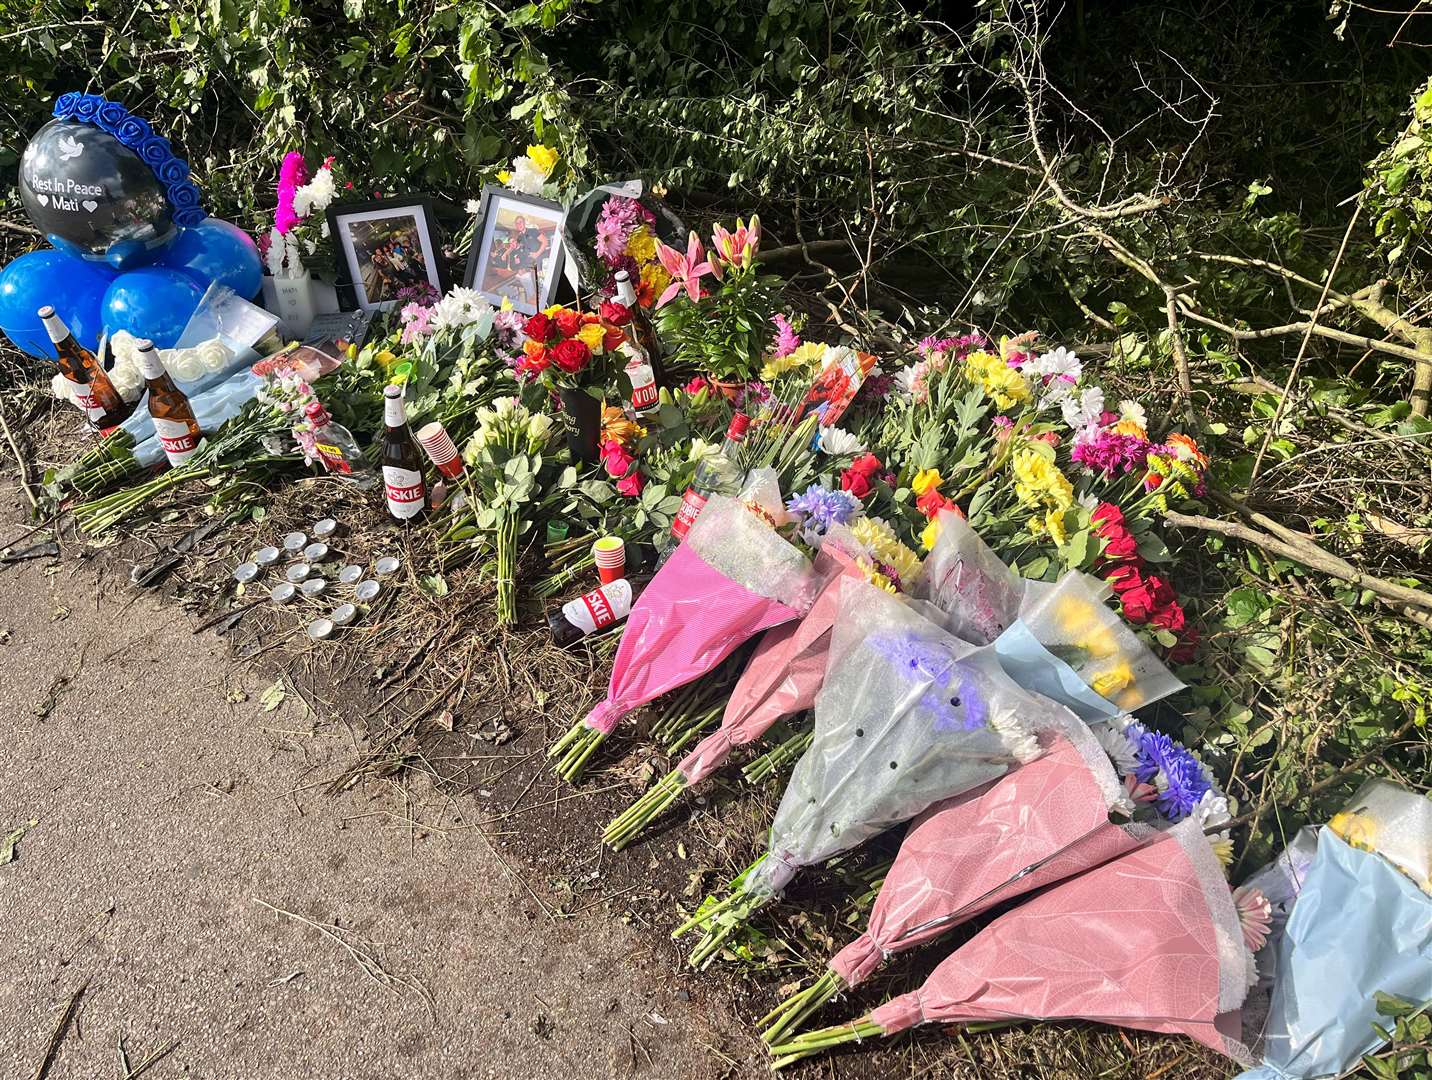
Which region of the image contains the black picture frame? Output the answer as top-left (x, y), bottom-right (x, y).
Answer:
top-left (462, 184), bottom-right (568, 316)
top-left (326, 195), bottom-right (447, 312)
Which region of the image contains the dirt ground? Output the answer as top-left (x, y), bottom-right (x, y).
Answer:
top-left (0, 550), bottom-right (750, 1080)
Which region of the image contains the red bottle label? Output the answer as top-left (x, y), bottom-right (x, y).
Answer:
top-left (670, 487), bottom-right (708, 542)
top-left (561, 580), bottom-right (634, 634)
top-left (383, 465), bottom-right (425, 518)
top-left (153, 417), bottom-right (199, 466)
top-left (315, 442), bottom-right (354, 475)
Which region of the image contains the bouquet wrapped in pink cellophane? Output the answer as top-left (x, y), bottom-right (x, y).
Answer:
top-left (603, 526), bottom-right (867, 848)
top-left (605, 510), bottom-right (1024, 850)
top-left (759, 721), bottom-right (1150, 1041)
top-left (549, 492), bottom-right (820, 781)
top-left (769, 816), bottom-right (1260, 1070)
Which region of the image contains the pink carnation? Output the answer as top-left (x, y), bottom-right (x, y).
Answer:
top-left (275, 151), bottom-right (309, 235)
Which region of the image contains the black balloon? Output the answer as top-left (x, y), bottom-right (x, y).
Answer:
top-left (18, 119), bottom-right (176, 268)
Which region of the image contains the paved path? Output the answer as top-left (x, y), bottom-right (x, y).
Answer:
top-left (0, 553), bottom-right (741, 1079)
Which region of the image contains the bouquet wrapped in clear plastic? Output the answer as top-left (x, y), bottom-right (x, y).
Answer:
top-left (760, 713), bottom-right (1235, 1041)
top-left (605, 516), bottom-right (926, 848)
top-left (771, 817), bottom-right (1260, 1069)
top-left (673, 576), bottom-right (1072, 967)
top-left (550, 493), bottom-right (819, 781)
top-left (1234, 779), bottom-right (1432, 1080)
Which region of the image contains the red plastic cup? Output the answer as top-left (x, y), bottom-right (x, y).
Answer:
top-left (416, 421), bottom-right (464, 479)
top-left (592, 536), bottom-right (626, 585)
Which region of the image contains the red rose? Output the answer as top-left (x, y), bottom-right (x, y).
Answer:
top-left (524, 312), bottom-right (552, 341)
top-left (1091, 502), bottom-right (1125, 534)
top-left (616, 471), bottom-right (645, 498)
top-left (519, 347), bottom-right (551, 375)
top-left (916, 487), bottom-right (950, 518)
top-left (555, 309), bottom-right (583, 338)
top-left (1101, 531), bottom-right (1141, 562)
top-left (851, 452), bottom-right (882, 477)
top-left (1146, 572), bottom-right (1177, 608)
top-left (602, 324), bottom-right (627, 352)
top-left (1150, 602), bottom-right (1186, 633)
top-left (841, 468), bottom-right (872, 499)
top-left (551, 339), bottom-right (592, 374)
top-left (1105, 562), bottom-right (1143, 593)
top-left (600, 301), bottom-right (632, 326)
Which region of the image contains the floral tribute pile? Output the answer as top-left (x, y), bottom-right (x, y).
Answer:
top-left (48, 148), bottom-right (1329, 1073)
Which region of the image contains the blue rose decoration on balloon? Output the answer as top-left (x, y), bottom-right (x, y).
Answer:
top-left (138, 134), bottom-right (173, 167)
top-left (47, 93), bottom-right (205, 225)
top-left (158, 157), bottom-right (190, 186)
top-left (115, 115), bottom-right (152, 148)
top-left (97, 100), bottom-right (128, 130)
top-left (73, 94), bottom-right (103, 122)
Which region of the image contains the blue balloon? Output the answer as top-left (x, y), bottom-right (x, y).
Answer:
top-left (0, 248), bottom-right (116, 358)
top-left (102, 267), bottom-right (204, 348)
top-left (156, 218), bottom-right (262, 299)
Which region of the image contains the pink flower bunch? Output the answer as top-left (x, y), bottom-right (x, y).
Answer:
top-left (1071, 430), bottom-right (1152, 475)
top-left (600, 438), bottom-right (645, 497)
top-left (275, 151), bottom-right (309, 235)
top-left (399, 301), bottom-right (436, 344)
top-left (710, 215), bottom-right (760, 273)
top-left (771, 313), bottom-right (800, 358)
top-left (595, 196), bottom-right (655, 263)
top-left (917, 332), bottom-right (985, 360)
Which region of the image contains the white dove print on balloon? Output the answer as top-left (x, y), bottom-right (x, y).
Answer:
top-left (56, 133), bottom-right (84, 160)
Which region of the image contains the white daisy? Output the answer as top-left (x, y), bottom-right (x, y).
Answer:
top-left (1061, 385), bottom-right (1105, 433)
top-left (818, 426), bottom-right (865, 456)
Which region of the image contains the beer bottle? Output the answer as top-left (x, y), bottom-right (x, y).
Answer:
top-left (38, 306), bottom-right (128, 428)
top-left (547, 578), bottom-right (639, 648)
top-left (381, 384), bottom-right (427, 523)
top-left (613, 270), bottom-right (668, 388)
top-left (134, 339), bottom-right (202, 467)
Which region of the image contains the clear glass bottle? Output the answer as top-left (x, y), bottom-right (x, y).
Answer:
top-left (302, 400), bottom-right (370, 482)
top-left (656, 412), bottom-right (751, 559)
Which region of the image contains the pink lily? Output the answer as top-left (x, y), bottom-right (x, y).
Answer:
top-left (711, 214), bottom-right (760, 272)
top-left (655, 231), bottom-right (714, 307)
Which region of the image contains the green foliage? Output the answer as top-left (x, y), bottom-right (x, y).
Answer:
top-left (1357, 993), bottom-right (1432, 1079)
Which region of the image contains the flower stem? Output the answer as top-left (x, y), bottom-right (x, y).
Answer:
top-left (759, 967), bottom-right (846, 1044)
top-left (603, 768), bottom-right (688, 850)
top-left (742, 727), bottom-right (813, 785)
top-left (768, 1018), bottom-right (884, 1069)
top-left (548, 722), bottom-right (606, 783)
top-left (674, 881), bottom-right (773, 969)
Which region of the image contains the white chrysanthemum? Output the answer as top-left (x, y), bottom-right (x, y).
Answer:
top-left (1191, 788), bottom-right (1231, 829)
top-left (466, 198), bottom-right (481, 215)
top-left (892, 367), bottom-right (919, 398)
top-left (264, 226), bottom-right (285, 277)
top-left (291, 166), bottom-right (336, 218)
top-left (506, 156), bottom-right (547, 195)
top-left (1037, 377), bottom-right (1074, 412)
top-left (1061, 385), bottom-right (1105, 433)
top-left (1032, 346), bottom-right (1081, 383)
top-left (1093, 718), bottom-right (1141, 775)
top-left (818, 426), bottom-right (865, 456)
top-left (1118, 399), bottom-right (1147, 430)
top-left (283, 234), bottom-right (305, 277)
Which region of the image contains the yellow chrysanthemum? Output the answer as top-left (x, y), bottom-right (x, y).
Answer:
top-left (911, 468), bottom-right (943, 496)
top-left (858, 559), bottom-right (899, 594)
top-left (850, 516), bottom-right (895, 554)
top-left (760, 353), bottom-right (804, 381)
top-left (497, 169), bottom-right (512, 184)
top-left (1090, 661), bottom-right (1134, 699)
top-left (1112, 418), bottom-right (1148, 439)
top-left (1208, 834), bottom-right (1234, 869)
top-left (964, 349), bottom-right (1030, 410)
top-left (639, 260), bottom-right (671, 296)
top-left (576, 323), bottom-right (606, 353)
top-left (525, 143), bottom-right (558, 176)
top-left (1043, 508), bottom-right (1068, 545)
top-left (1011, 450), bottom-right (1074, 515)
top-left (921, 516), bottom-right (943, 551)
top-left (1329, 811), bottom-right (1378, 852)
top-left (883, 543), bottom-right (923, 589)
top-left (626, 226), bottom-right (657, 264)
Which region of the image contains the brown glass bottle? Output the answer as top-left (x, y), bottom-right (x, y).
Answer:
top-left (134, 339), bottom-right (202, 467)
top-left (38, 306), bottom-right (128, 428)
top-left (381, 384), bottom-right (427, 523)
top-left (613, 270), bottom-right (668, 388)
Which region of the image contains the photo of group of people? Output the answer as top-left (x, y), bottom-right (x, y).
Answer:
top-left (328, 188), bottom-right (568, 316)
top-left (328, 199), bottom-right (445, 311)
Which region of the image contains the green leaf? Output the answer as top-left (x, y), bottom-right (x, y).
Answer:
top-left (259, 679), bottom-right (286, 713)
top-left (0, 820), bottom-right (36, 866)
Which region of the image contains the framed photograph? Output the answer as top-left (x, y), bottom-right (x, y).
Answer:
top-left (463, 185), bottom-right (567, 315)
top-left (327, 196), bottom-right (446, 312)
